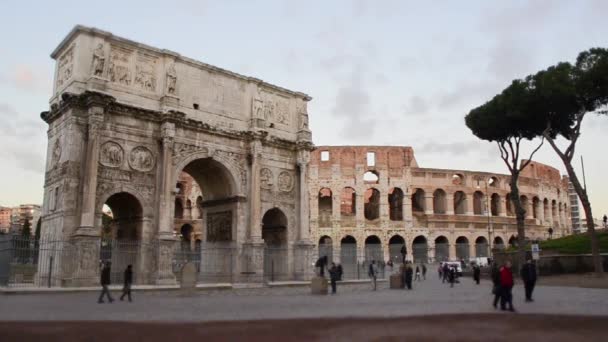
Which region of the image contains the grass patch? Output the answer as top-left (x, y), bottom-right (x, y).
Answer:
top-left (539, 230), bottom-right (608, 254)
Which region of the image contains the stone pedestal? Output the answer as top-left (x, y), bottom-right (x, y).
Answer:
top-left (241, 240), bottom-right (265, 282)
top-left (311, 276), bottom-right (328, 295)
top-left (293, 240), bottom-right (315, 281)
top-left (69, 232), bottom-right (101, 287)
top-left (179, 262), bottom-right (197, 295)
top-left (156, 237), bottom-right (177, 285)
top-left (390, 273), bottom-right (404, 289)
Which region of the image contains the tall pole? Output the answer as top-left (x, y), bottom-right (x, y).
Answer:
top-left (581, 156), bottom-right (587, 194)
top-left (486, 181), bottom-right (492, 258)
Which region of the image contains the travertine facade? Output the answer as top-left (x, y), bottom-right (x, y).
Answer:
top-left (310, 146), bottom-right (571, 267)
top-left (39, 26), bottom-right (314, 285)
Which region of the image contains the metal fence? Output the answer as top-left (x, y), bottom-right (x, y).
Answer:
top-left (0, 236), bottom-right (318, 288)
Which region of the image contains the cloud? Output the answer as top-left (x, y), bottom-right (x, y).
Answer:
top-left (403, 96), bottom-right (430, 116)
top-left (417, 140), bottom-right (484, 155)
top-left (0, 64), bottom-right (52, 93)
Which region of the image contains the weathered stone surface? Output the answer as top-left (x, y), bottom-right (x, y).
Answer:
top-left (390, 273), bottom-right (403, 289)
top-left (311, 276), bottom-right (328, 295)
top-left (180, 262), bottom-right (197, 291)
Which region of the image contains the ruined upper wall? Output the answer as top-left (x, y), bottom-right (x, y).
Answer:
top-left (311, 146), bottom-right (418, 168)
top-left (50, 25), bottom-right (312, 142)
top-left (520, 160), bottom-right (562, 185)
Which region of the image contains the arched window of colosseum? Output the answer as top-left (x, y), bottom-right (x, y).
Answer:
top-left (364, 188), bottom-right (380, 220)
top-left (552, 200), bottom-right (558, 221)
top-left (494, 236), bottom-right (505, 250)
top-left (174, 198), bottom-right (184, 219)
top-left (473, 191), bottom-right (484, 215)
top-left (532, 197), bottom-right (540, 219)
top-left (489, 177), bottom-right (499, 187)
top-left (388, 187), bottom-right (404, 221)
top-left (318, 188), bottom-right (333, 227)
top-left (363, 170), bottom-right (379, 184)
top-left (388, 235), bottom-right (405, 263)
top-left (433, 189), bottom-right (447, 214)
top-left (452, 173), bottom-right (464, 185)
top-left (506, 193), bottom-right (514, 216)
top-left (412, 189), bottom-right (425, 212)
top-left (341, 235), bottom-right (357, 277)
top-left (176, 182), bottom-right (184, 194)
top-left (455, 236), bottom-right (470, 260)
top-left (491, 193), bottom-right (500, 216)
top-left (475, 236), bottom-right (489, 257)
top-left (453, 191), bottom-right (467, 215)
top-left (340, 187), bottom-right (356, 216)
top-left (508, 235), bottom-right (517, 247)
top-left (435, 236), bottom-right (449, 262)
top-left (318, 236), bottom-right (333, 262)
top-left (185, 199), bottom-right (192, 219)
top-left (365, 235), bottom-right (382, 262)
top-left (412, 236), bottom-right (428, 264)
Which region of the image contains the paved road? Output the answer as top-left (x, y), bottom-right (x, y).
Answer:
top-left (1, 277), bottom-right (607, 321)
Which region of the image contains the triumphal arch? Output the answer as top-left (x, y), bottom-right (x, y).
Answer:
top-left (38, 26), bottom-right (314, 286)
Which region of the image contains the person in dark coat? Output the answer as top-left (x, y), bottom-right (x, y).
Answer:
top-left (414, 265), bottom-right (421, 281)
top-left (336, 263), bottom-right (343, 281)
top-left (473, 263), bottom-right (481, 285)
top-left (448, 266), bottom-right (456, 288)
top-left (404, 263), bottom-right (413, 290)
top-left (442, 263), bottom-right (449, 283)
top-left (400, 245), bottom-right (407, 263)
top-left (120, 264), bottom-right (133, 302)
top-left (520, 259), bottom-right (537, 302)
top-left (438, 263), bottom-right (443, 279)
top-left (315, 256), bottom-right (328, 277)
top-left (491, 262), bottom-right (501, 308)
top-left (421, 264), bottom-right (427, 280)
top-left (328, 262), bottom-right (339, 294)
top-left (98, 261), bottom-right (113, 303)
top-left (500, 260), bottom-right (515, 312)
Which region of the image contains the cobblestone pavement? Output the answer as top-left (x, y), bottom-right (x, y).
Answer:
top-left (1, 276), bottom-right (607, 322)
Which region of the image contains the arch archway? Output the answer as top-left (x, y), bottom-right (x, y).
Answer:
top-left (412, 188), bottom-right (425, 212)
top-left (99, 192), bottom-right (144, 284)
top-left (318, 235), bottom-right (333, 263)
top-left (340, 235), bottom-right (357, 279)
top-left (433, 189), bottom-right (447, 214)
top-left (508, 235), bottom-right (517, 247)
top-left (473, 191), bottom-right (484, 215)
top-left (388, 235), bottom-right (405, 264)
top-left (493, 236), bottom-right (505, 250)
top-left (491, 193), bottom-right (500, 216)
top-left (475, 236), bottom-right (488, 257)
top-left (262, 208), bottom-right (288, 280)
top-left (340, 187), bottom-right (356, 217)
top-left (455, 236), bottom-right (470, 261)
top-left (412, 235), bottom-right (428, 264)
top-left (434, 236), bottom-right (449, 262)
top-left (388, 187), bottom-right (404, 221)
top-left (364, 188), bottom-right (380, 220)
top-left (318, 188), bottom-right (332, 227)
top-left (454, 191), bottom-right (467, 215)
top-left (364, 235), bottom-right (382, 263)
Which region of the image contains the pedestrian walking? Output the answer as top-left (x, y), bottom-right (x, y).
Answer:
top-left (329, 262), bottom-right (339, 294)
top-left (442, 263), bottom-right (449, 283)
top-left (404, 263), bottom-right (413, 290)
top-left (438, 263), bottom-right (443, 279)
top-left (337, 263), bottom-right (343, 281)
top-left (98, 261), bottom-right (113, 304)
top-left (520, 259), bottom-right (537, 302)
top-left (499, 260), bottom-right (515, 312)
top-left (422, 264), bottom-right (427, 280)
top-left (120, 264), bottom-right (133, 302)
top-left (315, 255), bottom-right (328, 277)
top-left (386, 260), bottom-right (394, 279)
top-left (448, 266), bottom-right (456, 288)
top-left (400, 245), bottom-right (407, 264)
top-left (415, 266), bottom-right (421, 281)
top-left (491, 262), bottom-right (501, 309)
top-left (473, 263), bottom-right (481, 285)
top-left (368, 260), bottom-right (378, 290)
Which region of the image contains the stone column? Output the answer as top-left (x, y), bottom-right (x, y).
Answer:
top-left (446, 194), bottom-right (455, 215)
top-left (242, 139), bottom-right (265, 282)
top-left (403, 190), bottom-right (412, 223)
top-left (297, 152), bottom-right (311, 242)
top-left (156, 121), bottom-right (177, 285)
top-left (71, 105), bottom-right (104, 286)
top-left (424, 194), bottom-right (434, 215)
top-left (293, 150), bottom-right (315, 280)
top-left (356, 192), bottom-right (365, 222)
top-left (469, 241), bottom-right (477, 258)
top-left (499, 197), bottom-right (508, 217)
top-left (449, 242), bottom-right (456, 261)
top-left (538, 201), bottom-right (545, 224)
top-left (525, 200), bottom-right (534, 219)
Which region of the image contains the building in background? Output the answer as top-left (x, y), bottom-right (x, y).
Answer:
top-left (568, 182), bottom-right (583, 233)
top-left (3, 205), bottom-right (41, 235)
top-left (0, 207), bottom-right (11, 234)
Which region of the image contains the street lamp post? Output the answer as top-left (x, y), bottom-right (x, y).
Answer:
top-left (478, 179), bottom-right (494, 259)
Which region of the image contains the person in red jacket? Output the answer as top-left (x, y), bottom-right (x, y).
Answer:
top-left (499, 260), bottom-right (515, 312)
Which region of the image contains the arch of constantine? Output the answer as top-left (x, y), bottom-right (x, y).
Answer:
top-left (36, 26), bottom-right (571, 286)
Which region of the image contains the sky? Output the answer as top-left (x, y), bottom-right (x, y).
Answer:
top-left (0, 0), bottom-right (607, 219)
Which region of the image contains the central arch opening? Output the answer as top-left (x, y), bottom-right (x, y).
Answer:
top-left (340, 235), bottom-right (357, 279)
top-left (100, 192), bottom-right (143, 284)
top-left (388, 235), bottom-right (406, 264)
top-left (262, 208), bottom-right (288, 281)
top-left (412, 235), bottom-right (428, 264)
top-left (174, 157), bottom-right (237, 283)
top-left (434, 236), bottom-right (449, 262)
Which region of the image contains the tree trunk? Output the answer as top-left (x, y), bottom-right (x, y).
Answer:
top-left (561, 156), bottom-right (603, 276)
top-left (509, 174), bottom-right (527, 272)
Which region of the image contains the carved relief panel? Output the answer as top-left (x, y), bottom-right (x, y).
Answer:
top-left (56, 45), bottom-right (74, 87)
top-left (108, 45), bottom-right (133, 86)
top-left (134, 53), bottom-right (158, 92)
top-left (99, 141), bottom-right (124, 168)
top-left (260, 168), bottom-right (273, 190)
top-left (255, 91), bottom-right (293, 128)
top-left (278, 171), bottom-right (294, 193)
top-left (129, 146), bottom-right (155, 172)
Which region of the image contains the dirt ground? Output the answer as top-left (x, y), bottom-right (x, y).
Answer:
top-left (1, 314), bottom-right (607, 342)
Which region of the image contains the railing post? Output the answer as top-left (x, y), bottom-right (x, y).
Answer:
top-left (48, 256), bottom-right (53, 288)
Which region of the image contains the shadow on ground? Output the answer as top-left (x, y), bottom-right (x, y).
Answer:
top-left (1, 314), bottom-right (607, 342)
